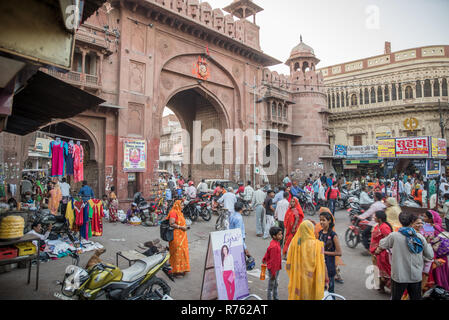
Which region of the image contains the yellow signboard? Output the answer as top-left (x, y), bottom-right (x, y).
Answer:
top-left (431, 137), bottom-right (439, 158)
top-left (404, 118), bottom-right (419, 131)
top-left (377, 139), bottom-right (396, 158)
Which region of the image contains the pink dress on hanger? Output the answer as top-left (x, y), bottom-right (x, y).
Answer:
top-left (73, 144), bottom-right (84, 182)
top-left (49, 140), bottom-right (68, 177)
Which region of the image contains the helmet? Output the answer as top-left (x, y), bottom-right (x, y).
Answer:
top-left (188, 181), bottom-right (194, 186)
top-left (238, 181), bottom-right (244, 186)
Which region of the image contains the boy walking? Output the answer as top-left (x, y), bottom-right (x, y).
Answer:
top-left (262, 226), bottom-right (283, 300)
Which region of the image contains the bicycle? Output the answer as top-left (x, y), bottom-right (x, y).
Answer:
top-left (215, 207), bottom-right (231, 231)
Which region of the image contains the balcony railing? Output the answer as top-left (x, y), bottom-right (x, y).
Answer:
top-left (43, 68), bottom-right (100, 89)
top-left (329, 96), bottom-right (447, 113)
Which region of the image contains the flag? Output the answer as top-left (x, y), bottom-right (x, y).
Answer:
top-left (206, 45), bottom-right (210, 56)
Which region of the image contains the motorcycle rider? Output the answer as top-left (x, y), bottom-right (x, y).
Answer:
top-left (241, 181), bottom-right (254, 203)
top-left (236, 182), bottom-right (245, 196)
top-left (357, 192), bottom-right (386, 256)
top-left (185, 181), bottom-right (197, 200)
top-left (197, 179), bottom-right (208, 198)
top-left (218, 187), bottom-right (237, 214)
top-left (359, 185), bottom-right (374, 210)
top-left (351, 177), bottom-right (360, 191)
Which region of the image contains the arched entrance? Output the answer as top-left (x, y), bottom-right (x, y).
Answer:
top-left (162, 86), bottom-right (228, 182)
top-left (37, 121), bottom-right (102, 197)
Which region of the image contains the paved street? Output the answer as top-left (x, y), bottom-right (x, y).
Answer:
top-left (0, 208), bottom-right (389, 300)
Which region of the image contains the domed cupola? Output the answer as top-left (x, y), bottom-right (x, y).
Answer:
top-left (286, 35), bottom-right (320, 74)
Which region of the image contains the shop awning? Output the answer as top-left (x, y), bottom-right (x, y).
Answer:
top-left (344, 159), bottom-right (383, 165)
top-left (4, 71), bottom-right (104, 136)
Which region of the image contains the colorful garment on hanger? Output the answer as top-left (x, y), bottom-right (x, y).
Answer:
top-left (80, 202), bottom-right (92, 240)
top-left (49, 186), bottom-right (62, 215)
top-left (88, 199), bottom-right (104, 236)
top-left (65, 143), bottom-right (75, 176)
top-left (49, 140), bottom-right (68, 177)
top-left (74, 200), bottom-right (85, 229)
top-left (65, 199), bottom-right (76, 230)
top-left (73, 144), bottom-right (84, 182)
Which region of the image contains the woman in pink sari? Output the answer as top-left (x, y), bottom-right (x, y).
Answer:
top-left (282, 197), bottom-right (304, 259)
top-left (423, 210), bottom-right (449, 290)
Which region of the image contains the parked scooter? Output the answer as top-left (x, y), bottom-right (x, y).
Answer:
top-left (54, 250), bottom-right (172, 300)
top-left (345, 213), bottom-right (371, 249)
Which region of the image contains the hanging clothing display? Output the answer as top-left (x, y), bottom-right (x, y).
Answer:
top-left (88, 199), bottom-right (104, 236)
top-left (74, 143), bottom-right (84, 183)
top-left (74, 200), bottom-right (85, 231)
top-left (65, 199), bottom-right (75, 230)
top-left (49, 140), bottom-right (68, 177)
top-left (65, 143), bottom-right (75, 176)
top-left (80, 202), bottom-right (92, 240)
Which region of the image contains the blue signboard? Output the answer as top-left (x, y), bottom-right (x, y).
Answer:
top-left (334, 145), bottom-right (347, 158)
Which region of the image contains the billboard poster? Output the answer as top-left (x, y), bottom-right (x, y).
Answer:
top-left (438, 138), bottom-right (447, 158)
top-left (346, 145), bottom-right (378, 158)
top-left (201, 229), bottom-right (249, 300)
top-left (426, 159), bottom-right (441, 178)
top-left (431, 137), bottom-right (439, 158)
top-left (395, 137), bottom-right (429, 158)
top-left (377, 139), bottom-right (396, 158)
top-left (333, 145), bottom-right (347, 158)
top-left (123, 139), bottom-right (146, 172)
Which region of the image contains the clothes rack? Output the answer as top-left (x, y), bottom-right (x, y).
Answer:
top-left (37, 131), bottom-right (89, 142)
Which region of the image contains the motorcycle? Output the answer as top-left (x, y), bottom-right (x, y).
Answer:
top-left (297, 192), bottom-right (316, 216)
top-left (345, 214), bottom-right (371, 249)
top-left (32, 209), bottom-right (76, 244)
top-left (402, 195), bottom-right (422, 208)
top-left (133, 192), bottom-right (154, 226)
top-left (215, 205), bottom-right (231, 231)
top-left (54, 250), bottom-right (172, 300)
top-left (239, 199), bottom-right (254, 216)
top-left (182, 198), bottom-right (201, 222)
top-left (197, 199), bottom-right (212, 222)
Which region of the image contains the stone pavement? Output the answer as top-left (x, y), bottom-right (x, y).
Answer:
top-left (0, 209), bottom-right (389, 300)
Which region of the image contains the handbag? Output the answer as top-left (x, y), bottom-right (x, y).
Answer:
top-left (160, 219), bottom-right (174, 242)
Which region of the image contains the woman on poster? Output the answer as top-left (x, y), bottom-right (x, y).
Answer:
top-left (221, 245), bottom-right (235, 300)
top-left (168, 200), bottom-right (191, 277)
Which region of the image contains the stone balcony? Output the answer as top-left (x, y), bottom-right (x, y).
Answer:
top-left (329, 96), bottom-right (448, 117)
top-left (42, 68), bottom-right (101, 90)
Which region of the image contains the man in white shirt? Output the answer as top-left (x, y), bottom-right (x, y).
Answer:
top-left (59, 177), bottom-right (71, 198)
top-left (27, 222), bottom-right (52, 261)
top-left (251, 185), bottom-right (266, 237)
top-left (351, 177), bottom-right (360, 191)
top-left (359, 185), bottom-right (374, 210)
top-left (242, 181), bottom-right (254, 202)
top-left (404, 179), bottom-right (412, 197)
top-left (274, 192), bottom-right (290, 248)
top-left (358, 192), bottom-right (386, 255)
top-left (440, 180), bottom-right (449, 197)
top-left (197, 179), bottom-right (208, 197)
top-left (218, 188), bottom-right (237, 213)
top-left (185, 181), bottom-right (197, 199)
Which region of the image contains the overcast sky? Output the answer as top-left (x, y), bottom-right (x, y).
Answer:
top-left (164, 0), bottom-right (449, 115)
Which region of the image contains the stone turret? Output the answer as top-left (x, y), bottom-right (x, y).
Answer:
top-left (288, 37), bottom-right (331, 178)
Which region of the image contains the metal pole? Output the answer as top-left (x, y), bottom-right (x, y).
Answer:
top-left (253, 75), bottom-right (256, 186)
top-left (439, 99), bottom-right (445, 139)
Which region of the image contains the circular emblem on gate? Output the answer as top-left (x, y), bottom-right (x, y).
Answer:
top-left (199, 63), bottom-right (208, 78)
top-left (404, 117), bottom-right (419, 131)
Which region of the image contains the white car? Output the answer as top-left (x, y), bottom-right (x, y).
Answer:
top-left (204, 179), bottom-right (239, 193)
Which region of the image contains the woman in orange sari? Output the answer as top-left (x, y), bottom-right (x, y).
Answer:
top-left (168, 200), bottom-right (190, 277)
top-left (282, 197), bottom-right (304, 259)
top-left (49, 181), bottom-right (62, 215)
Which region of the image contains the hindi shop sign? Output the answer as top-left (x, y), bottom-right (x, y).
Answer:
top-left (346, 145), bottom-right (378, 158)
top-left (123, 139), bottom-right (147, 172)
top-left (395, 137), bottom-right (430, 158)
top-left (200, 228), bottom-right (250, 300)
top-left (377, 139), bottom-right (396, 158)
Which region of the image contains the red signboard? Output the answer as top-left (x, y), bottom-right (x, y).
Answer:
top-left (395, 137), bottom-right (430, 158)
